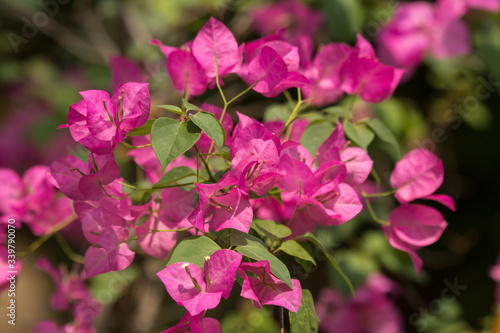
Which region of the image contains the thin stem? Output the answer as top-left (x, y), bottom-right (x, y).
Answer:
top-left (226, 80), bottom-right (260, 107)
top-left (55, 234), bottom-right (85, 264)
top-left (280, 88), bottom-right (305, 139)
top-left (120, 141), bottom-right (152, 149)
top-left (280, 307), bottom-right (285, 333)
top-left (194, 144), bottom-right (215, 182)
top-left (359, 188), bottom-right (389, 226)
top-left (362, 189), bottom-right (396, 198)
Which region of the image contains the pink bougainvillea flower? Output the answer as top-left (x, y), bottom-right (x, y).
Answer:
top-left (66, 82), bottom-right (150, 154)
top-left (29, 196), bottom-right (74, 237)
top-left (157, 249), bottom-right (242, 316)
top-left (302, 43), bottom-right (352, 106)
top-left (315, 274), bottom-right (403, 333)
top-left (390, 148), bottom-right (444, 204)
top-left (151, 39), bottom-right (210, 97)
top-left (340, 147), bottom-right (374, 186)
top-left (132, 189), bottom-right (194, 260)
top-left (188, 172), bottom-right (253, 233)
top-left (377, 0), bottom-right (471, 72)
top-left (237, 260), bottom-right (302, 312)
top-left (340, 34), bottom-right (404, 103)
top-left (84, 225), bottom-right (135, 278)
top-left (389, 204), bottom-right (448, 247)
top-left (231, 113), bottom-right (284, 196)
top-left (249, 0), bottom-right (323, 41)
top-left (49, 153), bottom-right (120, 201)
top-left (160, 312), bottom-right (222, 333)
top-left (192, 17), bottom-right (241, 79)
top-left (383, 203), bottom-right (448, 274)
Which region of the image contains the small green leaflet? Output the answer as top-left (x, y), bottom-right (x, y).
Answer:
top-left (189, 112), bottom-right (226, 149)
top-left (279, 240), bottom-right (316, 265)
top-left (151, 118), bottom-right (201, 171)
top-left (156, 105), bottom-right (184, 116)
top-left (289, 289), bottom-right (320, 333)
top-left (167, 236), bottom-right (221, 269)
top-left (182, 98), bottom-right (202, 112)
top-left (362, 118), bottom-right (401, 158)
top-left (253, 219), bottom-right (292, 246)
top-left (298, 232), bottom-right (354, 296)
top-left (343, 122), bottom-right (374, 151)
top-left (127, 119), bottom-right (156, 136)
top-left (153, 166), bottom-right (197, 188)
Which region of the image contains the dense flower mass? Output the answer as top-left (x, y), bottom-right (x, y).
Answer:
top-left (2, 1), bottom-right (477, 331)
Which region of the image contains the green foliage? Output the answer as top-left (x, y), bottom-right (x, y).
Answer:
top-left (156, 105), bottom-right (184, 116)
top-left (167, 236), bottom-right (221, 268)
top-left (343, 122), bottom-right (375, 150)
top-left (289, 289), bottom-right (320, 333)
top-left (151, 118), bottom-right (201, 170)
top-left (189, 111), bottom-right (226, 149)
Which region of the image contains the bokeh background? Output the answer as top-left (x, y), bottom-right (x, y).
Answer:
top-left (1, 0), bottom-right (500, 332)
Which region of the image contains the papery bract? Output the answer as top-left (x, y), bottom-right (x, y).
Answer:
top-left (390, 148), bottom-right (443, 204)
top-left (389, 204), bottom-right (448, 247)
top-left (238, 260), bottom-right (302, 312)
top-left (157, 249), bottom-right (242, 316)
top-left (192, 17), bottom-right (240, 78)
top-left (160, 312), bottom-right (222, 333)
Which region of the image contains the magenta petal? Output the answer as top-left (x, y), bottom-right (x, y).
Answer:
top-left (0, 168), bottom-right (23, 215)
top-left (206, 249), bottom-right (242, 299)
top-left (422, 194), bottom-right (456, 211)
top-left (167, 49), bottom-right (209, 97)
top-left (81, 89), bottom-right (116, 141)
top-left (327, 183), bottom-right (363, 224)
top-left (246, 46), bottom-right (288, 93)
top-left (390, 204), bottom-right (447, 247)
top-left (429, 20), bottom-right (471, 59)
top-left (113, 82), bottom-right (151, 136)
top-left (261, 72), bottom-right (309, 98)
top-left (390, 149), bottom-right (444, 203)
top-left (341, 147), bottom-right (373, 185)
top-left (279, 154), bottom-right (315, 195)
top-left (192, 17), bottom-right (239, 78)
top-left (317, 123), bottom-right (346, 164)
top-left (383, 226), bottom-right (423, 275)
top-left (99, 226), bottom-right (134, 272)
top-left (79, 174), bottom-right (103, 201)
top-left (74, 201), bottom-right (126, 243)
top-left (151, 39), bottom-right (178, 58)
top-left (210, 188), bottom-right (253, 233)
top-left (136, 214), bottom-right (178, 260)
top-left (354, 34), bottom-right (376, 59)
top-left (48, 155), bottom-right (90, 201)
top-left (84, 246), bottom-right (111, 278)
top-left (191, 317), bottom-right (222, 333)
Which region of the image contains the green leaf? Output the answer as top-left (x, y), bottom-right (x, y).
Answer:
top-left (363, 118), bottom-right (401, 158)
top-left (289, 289), bottom-right (320, 333)
top-left (298, 232), bottom-right (354, 296)
top-left (322, 106), bottom-right (352, 120)
top-left (151, 117), bottom-right (201, 171)
top-left (253, 219), bottom-right (292, 245)
top-left (167, 236), bottom-right (221, 269)
top-left (343, 122), bottom-right (374, 150)
top-left (231, 230), bottom-right (292, 288)
top-left (476, 19), bottom-right (500, 82)
top-left (153, 166), bottom-right (197, 188)
top-left (300, 121), bottom-right (334, 156)
top-left (182, 98), bottom-right (202, 112)
top-left (189, 112), bottom-right (226, 149)
top-left (156, 105), bottom-right (184, 116)
top-left (230, 229), bottom-right (268, 249)
top-left (279, 240), bottom-right (316, 265)
top-left (125, 119), bottom-right (156, 137)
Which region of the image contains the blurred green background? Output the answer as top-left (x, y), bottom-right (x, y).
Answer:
top-left (1, 0), bottom-right (500, 332)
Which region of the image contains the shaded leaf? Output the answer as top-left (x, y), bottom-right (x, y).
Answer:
top-left (343, 122), bottom-right (374, 150)
top-left (253, 219), bottom-right (292, 245)
top-left (127, 119), bottom-right (155, 136)
top-left (153, 166), bottom-right (197, 188)
top-left (151, 118), bottom-right (201, 170)
top-left (190, 112), bottom-right (226, 149)
top-left (279, 240), bottom-right (315, 265)
top-left (156, 105), bottom-right (184, 116)
top-left (363, 118), bottom-right (401, 158)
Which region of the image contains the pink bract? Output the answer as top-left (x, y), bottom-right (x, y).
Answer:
top-left (238, 260), bottom-right (302, 312)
